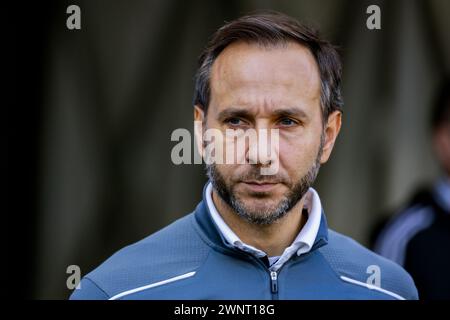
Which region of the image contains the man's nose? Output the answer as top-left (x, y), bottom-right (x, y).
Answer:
top-left (246, 128), bottom-right (279, 166)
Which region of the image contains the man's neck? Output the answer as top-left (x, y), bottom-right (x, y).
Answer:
top-left (211, 190), bottom-right (307, 257)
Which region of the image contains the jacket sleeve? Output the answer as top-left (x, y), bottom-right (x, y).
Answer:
top-left (69, 277), bottom-right (110, 300)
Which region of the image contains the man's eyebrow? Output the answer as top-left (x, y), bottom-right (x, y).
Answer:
top-left (216, 107), bottom-right (309, 122)
top-left (272, 108), bottom-right (309, 120)
top-left (217, 108), bottom-right (253, 122)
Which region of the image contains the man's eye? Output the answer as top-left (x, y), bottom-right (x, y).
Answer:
top-left (278, 118), bottom-right (297, 126)
top-left (226, 118), bottom-right (244, 126)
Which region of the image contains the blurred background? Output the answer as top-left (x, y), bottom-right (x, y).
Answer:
top-left (13, 0), bottom-right (450, 299)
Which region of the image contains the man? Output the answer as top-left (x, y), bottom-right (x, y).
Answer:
top-left (374, 77), bottom-right (450, 299)
top-left (70, 12), bottom-right (417, 300)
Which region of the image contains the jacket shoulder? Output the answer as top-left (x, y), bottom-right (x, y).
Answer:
top-left (319, 229), bottom-right (418, 300)
top-left (70, 213), bottom-right (210, 299)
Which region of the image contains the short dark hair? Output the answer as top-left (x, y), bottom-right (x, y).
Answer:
top-left (193, 12), bottom-right (344, 120)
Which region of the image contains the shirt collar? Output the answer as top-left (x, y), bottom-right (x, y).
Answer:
top-left (205, 182), bottom-right (323, 268)
top-left (289, 187), bottom-right (322, 253)
top-left (205, 182), bottom-right (266, 257)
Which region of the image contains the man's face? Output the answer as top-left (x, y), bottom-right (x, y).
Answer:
top-left (195, 41), bottom-right (340, 224)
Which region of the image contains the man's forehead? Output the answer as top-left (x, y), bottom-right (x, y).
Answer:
top-left (209, 41), bottom-right (321, 108)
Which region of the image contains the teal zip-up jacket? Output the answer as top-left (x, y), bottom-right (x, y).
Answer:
top-left (70, 183), bottom-right (418, 300)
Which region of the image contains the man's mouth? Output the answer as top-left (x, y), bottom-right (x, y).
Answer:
top-left (241, 180), bottom-right (280, 192)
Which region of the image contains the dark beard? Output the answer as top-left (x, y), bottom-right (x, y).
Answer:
top-left (206, 136), bottom-right (323, 225)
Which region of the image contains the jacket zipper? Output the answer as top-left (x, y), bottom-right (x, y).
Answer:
top-left (235, 252), bottom-right (283, 299)
top-left (255, 258), bottom-right (281, 299)
top-left (270, 271), bottom-right (278, 296)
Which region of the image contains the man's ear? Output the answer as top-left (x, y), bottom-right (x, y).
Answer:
top-left (194, 105), bottom-right (205, 158)
top-left (320, 110), bottom-right (342, 164)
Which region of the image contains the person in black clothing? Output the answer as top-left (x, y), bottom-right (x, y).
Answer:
top-left (373, 77), bottom-right (450, 299)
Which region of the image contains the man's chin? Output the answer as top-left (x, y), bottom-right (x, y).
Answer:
top-left (233, 196), bottom-right (284, 214)
top-left (232, 200), bottom-right (289, 225)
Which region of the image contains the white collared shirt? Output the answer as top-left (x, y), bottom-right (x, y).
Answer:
top-left (205, 182), bottom-right (322, 271)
